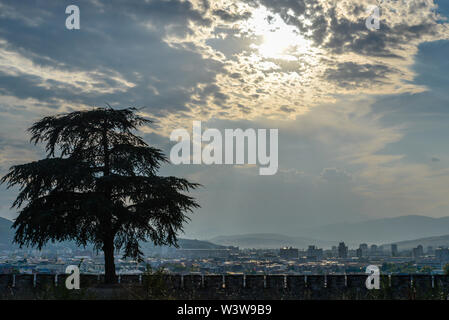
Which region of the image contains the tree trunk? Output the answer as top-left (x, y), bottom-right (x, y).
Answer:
top-left (103, 236), bottom-right (117, 284)
top-left (101, 121), bottom-right (116, 284)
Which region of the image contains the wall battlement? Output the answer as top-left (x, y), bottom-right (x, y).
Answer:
top-left (1, 274), bottom-right (448, 299)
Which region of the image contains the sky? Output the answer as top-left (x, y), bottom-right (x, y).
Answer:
top-left (0, 0), bottom-right (449, 239)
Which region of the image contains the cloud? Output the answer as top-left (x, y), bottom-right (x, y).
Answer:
top-left (0, 0), bottom-right (226, 119)
top-left (162, 0), bottom-right (449, 124)
top-left (324, 62), bottom-right (392, 88)
top-left (0, 0), bottom-right (447, 129)
top-left (212, 8), bottom-right (251, 22)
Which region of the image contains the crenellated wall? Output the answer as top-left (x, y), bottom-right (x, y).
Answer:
top-left (1, 274), bottom-right (449, 299)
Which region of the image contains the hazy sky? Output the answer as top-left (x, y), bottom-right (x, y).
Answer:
top-left (1, 0), bottom-right (449, 239)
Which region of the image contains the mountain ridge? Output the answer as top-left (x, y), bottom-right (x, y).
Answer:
top-left (298, 215), bottom-right (449, 244)
top-left (0, 217), bottom-right (223, 251)
top-left (4, 214), bottom-right (449, 250)
top-left (208, 215), bottom-right (449, 248)
top-left (386, 234), bottom-right (449, 250)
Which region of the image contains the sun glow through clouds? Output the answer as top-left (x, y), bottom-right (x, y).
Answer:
top-left (244, 6), bottom-right (313, 61)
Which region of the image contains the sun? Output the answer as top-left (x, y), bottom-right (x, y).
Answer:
top-left (242, 6), bottom-right (312, 61)
top-left (258, 27), bottom-right (302, 60)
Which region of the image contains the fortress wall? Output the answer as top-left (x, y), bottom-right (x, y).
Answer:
top-left (0, 274), bottom-right (448, 299)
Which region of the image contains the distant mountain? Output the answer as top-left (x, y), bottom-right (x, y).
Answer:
top-left (142, 238), bottom-right (225, 250)
top-left (0, 216), bottom-right (222, 252)
top-left (176, 239), bottom-right (225, 249)
top-left (209, 233), bottom-right (337, 249)
top-left (209, 215), bottom-right (449, 249)
top-left (299, 215), bottom-right (449, 245)
top-left (5, 214), bottom-right (449, 251)
top-left (387, 234), bottom-right (449, 251)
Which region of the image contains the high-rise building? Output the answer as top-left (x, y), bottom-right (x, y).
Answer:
top-left (370, 244), bottom-right (378, 256)
top-left (412, 245), bottom-right (424, 258)
top-left (280, 247), bottom-right (299, 259)
top-left (391, 244), bottom-right (398, 257)
top-left (331, 246), bottom-right (338, 257)
top-left (338, 242), bottom-right (348, 259)
top-left (358, 243), bottom-right (369, 257)
top-left (417, 245), bottom-right (423, 255)
top-left (435, 247), bottom-right (449, 263)
top-left (306, 245), bottom-right (323, 260)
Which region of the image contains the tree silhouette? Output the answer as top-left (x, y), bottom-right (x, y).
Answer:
top-left (1, 107), bottom-right (200, 283)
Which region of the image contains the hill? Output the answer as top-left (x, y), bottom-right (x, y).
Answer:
top-left (209, 215), bottom-right (449, 249)
top-left (299, 215), bottom-right (449, 245)
top-left (5, 214), bottom-right (449, 250)
top-left (387, 234), bottom-right (449, 251)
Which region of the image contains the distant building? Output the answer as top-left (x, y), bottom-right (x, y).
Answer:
top-left (280, 247), bottom-right (299, 259)
top-left (357, 244), bottom-right (369, 257)
top-left (359, 244), bottom-right (368, 254)
top-left (370, 245), bottom-right (378, 256)
top-left (417, 245), bottom-right (423, 255)
top-left (412, 245), bottom-right (424, 258)
top-left (427, 246), bottom-right (434, 255)
top-left (331, 246), bottom-right (338, 257)
top-left (435, 247), bottom-right (449, 264)
top-left (338, 242), bottom-right (348, 259)
top-left (306, 245), bottom-right (323, 260)
top-left (391, 244), bottom-right (398, 257)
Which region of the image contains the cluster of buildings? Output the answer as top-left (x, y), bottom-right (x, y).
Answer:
top-left (2, 242), bottom-right (449, 275)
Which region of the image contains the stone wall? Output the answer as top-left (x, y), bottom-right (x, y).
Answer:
top-left (1, 274), bottom-right (448, 299)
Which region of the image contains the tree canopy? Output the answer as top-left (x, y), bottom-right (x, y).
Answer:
top-left (1, 107), bottom-right (200, 283)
